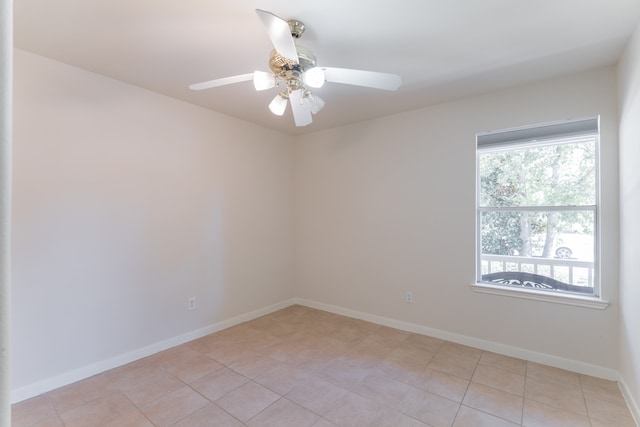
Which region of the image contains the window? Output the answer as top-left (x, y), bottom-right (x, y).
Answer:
top-left (476, 117), bottom-right (599, 298)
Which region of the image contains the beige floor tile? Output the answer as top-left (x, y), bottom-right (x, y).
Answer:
top-left (11, 306), bottom-right (638, 427)
top-left (472, 363), bottom-right (525, 396)
top-left (580, 375), bottom-right (628, 405)
top-left (367, 325), bottom-right (412, 347)
top-left (260, 339), bottom-right (310, 363)
top-left (323, 391), bottom-right (386, 426)
top-left (340, 336), bottom-right (395, 366)
top-left (286, 375), bottom-right (349, 415)
top-left (376, 410), bottom-right (431, 426)
top-left (215, 381), bottom-right (280, 423)
top-left (385, 345), bottom-right (435, 366)
top-left (57, 391), bottom-right (138, 427)
top-left (479, 351), bottom-right (527, 375)
top-left (320, 358), bottom-right (371, 389)
top-left (295, 349), bottom-right (338, 373)
top-left (585, 396), bottom-right (637, 426)
top-left (246, 398), bottom-right (320, 426)
top-left (171, 403), bottom-right (243, 427)
top-left (123, 371), bottom-right (184, 408)
top-left (462, 382), bottom-right (523, 424)
top-left (102, 410), bottom-right (154, 427)
top-left (377, 356), bottom-right (428, 384)
top-left (526, 361), bottom-right (581, 386)
top-left (254, 362), bottom-right (312, 395)
top-left (411, 366), bottom-right (470, 402)
top-left (140, 385), bottom-right (209, 427)
top-left (351, 370), bottom-right (412, 407)
top-left (11, 394), bottom-right (63, 427)
top-left (226, 350), bottom-right (282, 379)
top-left (184, 333), bottom-right (222, 354)
top-left (189, 367), bottom-right (249, 401)
top-left (329, 321), bottom-right (378, 343)
top-left (47, 374), bottom-right (119, 414)
top-left (401, 333), bottom-right (445, 354)
top-left (397, 386), bottom-right (460, 427)
top-left (154, 346), bottom-right (223, 383)
top-left (428, 351), bottom-right (479, 380)
top-left (312, 418), bottom-right (339, 427)
top-left (438, 341), bottom-right (483, 361)
top-left (524, 375), bottom-right (587, 415)
top-left (106, 359), bottom-right (167, 392)
top-left (590, 417), bottom-right (639, 427)
top-left (523, 398), bottom-right (591, 427)
top-left (452, 405), bottom-right (520, 427)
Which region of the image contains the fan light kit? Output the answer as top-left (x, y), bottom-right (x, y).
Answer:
top-left (189, 9), bottom-right (402, 127)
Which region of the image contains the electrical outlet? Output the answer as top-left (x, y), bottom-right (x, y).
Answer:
top-left (187, 297), bottom-right (196, 311)
top-left (405, 291), bottom-right (413, 303)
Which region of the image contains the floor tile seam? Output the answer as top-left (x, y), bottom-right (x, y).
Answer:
top-left (457, 403), bottom-right (523, 426)
top-left (243, 395), bottom-right (322, 426)
top-left (583, 400), bottom-right (637, 426)
top-left (120, 379), bottom-right (189, 426)
top-left (43, 391), bottom-right (66, 422)
top-left (407, 379), bottom-right (466, 403)
top-left (525, 366), bottom-right (592, 423)
top-left (46, 373), bottom-right (123, 418)
top-left (476, 359), bottom-right (527, 377)
top-left (32, 393), bottom-right (66, 427)
top-left (426, 360), bottom-right (476, 382)
top-left (166, 396), bottom-right (247, 427)
top-left (345, 376), bottom-right (414, 413)
top-left (469, 375), bottom-right (526, 399)
top-left (460, 355), bottom-right (523, 423)
top-left (53, 387), bottom-right (154, 426)
top-left (521, 395), bottom-right (591, 419)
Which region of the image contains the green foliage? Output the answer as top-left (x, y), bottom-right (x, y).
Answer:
top-left (479, 139), bottom-right (596, 256)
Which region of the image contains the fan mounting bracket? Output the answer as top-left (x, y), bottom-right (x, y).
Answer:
top-left (288, 20), bottom-right (305, 38)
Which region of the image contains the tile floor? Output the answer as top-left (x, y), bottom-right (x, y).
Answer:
top-left (12, 305), bottom-right (637, 427)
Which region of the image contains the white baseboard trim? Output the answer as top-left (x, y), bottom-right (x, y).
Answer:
top-left (618, 375), bottom-right (640, 427)
top-left (295, 298), bottom-right (619, 381)
top-left (11, 298), bottom-right (296, 404)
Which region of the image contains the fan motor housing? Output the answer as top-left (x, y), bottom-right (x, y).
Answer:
top-left (268, 46), bottom-right (317, 75)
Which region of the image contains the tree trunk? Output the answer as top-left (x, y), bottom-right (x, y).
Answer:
top-left (519, 212), bottom-right (531, 256)
top-left (542, 211), bottom-right (558, 257)
top-left (542, 147), bottom-right (562, 257)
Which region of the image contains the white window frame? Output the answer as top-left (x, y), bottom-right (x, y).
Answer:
top-left (472, 117), bottom-right (609, 309)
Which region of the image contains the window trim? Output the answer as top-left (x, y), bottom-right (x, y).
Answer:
top-left (475, 117), bottom-right (603, 304)
top-left (470, 282), bottom-right (609, 309)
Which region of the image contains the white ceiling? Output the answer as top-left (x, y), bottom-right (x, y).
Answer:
top-left (14, 0), bottom-right (640, 135)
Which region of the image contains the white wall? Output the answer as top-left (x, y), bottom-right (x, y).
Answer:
top-left (618, 19), bottom-right (640, 421)
top-left (11, 50), bottom-right (296, 398)
top-left (1, 0), bottom-right (12, 424)
top-left (295, 67), bottom-right (620, 374)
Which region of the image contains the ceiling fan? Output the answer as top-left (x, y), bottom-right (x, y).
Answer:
top-left (189, 9), bottom-right (402, 127)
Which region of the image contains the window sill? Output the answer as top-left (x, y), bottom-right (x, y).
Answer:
top-left (471, 282), bottom-right (609, 309)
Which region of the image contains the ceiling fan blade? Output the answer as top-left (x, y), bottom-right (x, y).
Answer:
top-left (321, 67), bottom-right (401, 91)
top-left (289, 89), bottom-right (313, 127)
top-left (189, 73), bottom-right (254, 90)
top-left (255, 9), bottom-right (299, 64)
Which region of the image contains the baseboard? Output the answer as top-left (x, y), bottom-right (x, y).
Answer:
top-left (618, 375), bottom-right (640, 427)
top-left (295, 298), bottom-right (619, 381)
top-left (11, 298), bottom-right (296, 404)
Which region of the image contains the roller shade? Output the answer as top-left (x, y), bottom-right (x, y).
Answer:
top-left (477, 117), bottom-right (599, 150)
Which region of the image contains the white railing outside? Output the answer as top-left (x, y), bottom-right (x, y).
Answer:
top-left (481, 254), bottom-right (595, 288)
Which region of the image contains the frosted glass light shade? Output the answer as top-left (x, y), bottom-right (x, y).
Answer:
top-left (253, 71), bottom-right (277, 91)
top-left (269, 94), bottom-right (288, 116)
top-left (305, 93), bottom-right (325, 114)
top-left (303, 67), bottom-right (325, 88)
